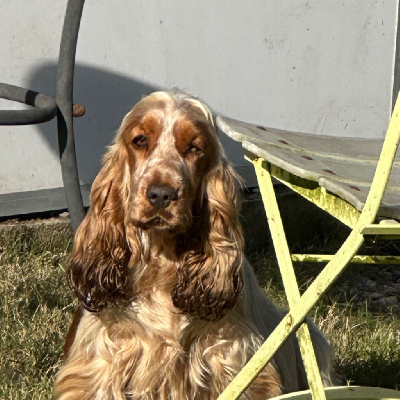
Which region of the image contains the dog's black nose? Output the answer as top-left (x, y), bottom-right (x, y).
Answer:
top-left (146, 185), bottom-right (179, 209)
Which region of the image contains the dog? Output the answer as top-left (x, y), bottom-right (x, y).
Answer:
top-left (54, 90), bottom-right (333, 399)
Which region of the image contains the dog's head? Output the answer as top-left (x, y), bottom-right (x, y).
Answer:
top-left (68, 91), bottom-right (244, 320)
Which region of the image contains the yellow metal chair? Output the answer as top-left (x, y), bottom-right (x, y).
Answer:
top-left (215, 93), bottom-right (400, 400)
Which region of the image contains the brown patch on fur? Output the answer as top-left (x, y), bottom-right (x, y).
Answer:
top-left (174, 116), bottom-right (219, 196)
top-left (174, 118), bottom-right (205, 155)
top-left (131, 114), bottom-right (164, 153)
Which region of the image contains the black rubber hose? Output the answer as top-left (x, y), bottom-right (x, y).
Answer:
top-left (57, 0), bottom-right (86, 233)
top-left (0, 83), bottom-right (57, 125)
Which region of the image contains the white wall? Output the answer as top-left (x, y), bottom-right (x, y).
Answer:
top-left (0, 0), bottom-right (398, 213)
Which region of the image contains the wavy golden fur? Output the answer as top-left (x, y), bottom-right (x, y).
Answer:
top-left (54, 90), bottom-right (333, 399)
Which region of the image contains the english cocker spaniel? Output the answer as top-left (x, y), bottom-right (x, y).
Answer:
top-left (54, 90), bottom-right (333, 399)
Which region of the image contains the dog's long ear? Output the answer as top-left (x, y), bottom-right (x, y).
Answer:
top-left (172, 158), bottom-right (244, 321)
top-left (68, 144), bottom-right (142, 312)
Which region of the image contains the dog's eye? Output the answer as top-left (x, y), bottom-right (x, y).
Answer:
top-left (132, 134), bottom-right (148, 149)
top-left (186, 144), bottom-right (203, 157)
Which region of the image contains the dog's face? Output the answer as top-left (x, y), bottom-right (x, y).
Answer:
top-left (118, 92), bottom-right (218, 233)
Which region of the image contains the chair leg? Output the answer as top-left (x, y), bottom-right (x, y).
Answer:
top-left (254, 158), bottom-right (326, 400)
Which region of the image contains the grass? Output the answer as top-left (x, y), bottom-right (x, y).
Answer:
top-left (251, 252), bottom-right (400, 390)
top-left (317, 303), bottom-right (400, 388)
top-left (0, 224), bottom-right (75, 400)
top-left (0, 221), bottom-right (399, 399)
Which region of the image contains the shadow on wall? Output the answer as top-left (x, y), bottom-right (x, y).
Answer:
top-left (29, 62), bottom-right (161, 185)
top-left (28, 62), bottom-right (250, 194)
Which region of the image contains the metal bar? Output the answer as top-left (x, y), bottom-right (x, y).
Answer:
top-left (254, 158), bottom-right (326, 400)
top-left (291, 254), bottom-right (400, 264)
top-left (361, 224), bottom-right (400, 235)
top-left (218, 92), bottom-right (400, 400)
top-left (0, 83), bottom-right (57, 125)
top-left (271, 385), bottom-right (400, 399)
top-left (57, 0), bottom-right (86, 233)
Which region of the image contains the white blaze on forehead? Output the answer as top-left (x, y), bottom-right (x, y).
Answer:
top-left (138, 106), bottom-right (184, 183)
top-left (154, 109), bottom-right (182, 162)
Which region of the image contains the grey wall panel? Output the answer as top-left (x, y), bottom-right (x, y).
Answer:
top-left (0, 0), bottom-right (398, 216)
